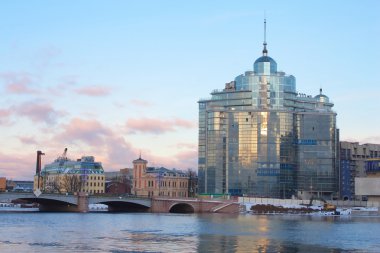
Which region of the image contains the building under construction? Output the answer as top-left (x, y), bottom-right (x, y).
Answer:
top-left (34, 149), bottom-right (105, 195)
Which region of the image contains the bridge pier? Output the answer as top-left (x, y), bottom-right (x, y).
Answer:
top-left (77, 192), bottom-right (89, 213)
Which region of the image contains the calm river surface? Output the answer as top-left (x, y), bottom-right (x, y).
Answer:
top-left (0, 212), bottom-right (380, 253)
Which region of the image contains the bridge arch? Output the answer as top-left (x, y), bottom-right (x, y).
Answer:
top-left (19, 197), bottom-right (76, 205)
top-left (169, 202), bottom-right (195, 213)
top-left (95, 200), bottom-right (150, 212)
top-left (18, 197), bottom-right (79, 212)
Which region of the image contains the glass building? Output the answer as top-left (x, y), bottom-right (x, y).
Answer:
top-left (198, 22), bottom-right (339, 199)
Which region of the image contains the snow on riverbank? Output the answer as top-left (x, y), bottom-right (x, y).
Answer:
top-left (89, 204), bottom-right (108, 211)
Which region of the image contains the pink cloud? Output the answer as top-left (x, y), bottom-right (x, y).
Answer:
top-left (47, 75), bottom-right (78, 96)
top-left (174, 142), bottom-right (197, 149)
top-left (56, 118), bottom-right (112, 146)
top-left (172, 118), bottom-right (195, 128)
top-left (0, 108), bottom-right (11, 125)
top-left (129, 99), bottom-right (153, 107)
top-left (0, 152), bottom-right (36, 180)
top-left (1, 116), bottom-right (197, 179)
top-left (0, 72), bottom-right (37, 94)
top-left (75, 85), bottom-right (111, 97)
top-left (18, 136), bottom-right (38, 145)
top-left (55, 118), bottom-right (137, 170)
top-left (12, 101), bottom-right (65, 125)
top-left (126, 117), bottom-right (196, 134)
top-left (142, 150), bottom-right (198, 171)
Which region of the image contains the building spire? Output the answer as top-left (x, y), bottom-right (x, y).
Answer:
top-left (262, 17), bottom-right (268, 56)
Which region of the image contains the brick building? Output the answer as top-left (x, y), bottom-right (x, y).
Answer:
top-left (133, 156), bottom-right (190, 198)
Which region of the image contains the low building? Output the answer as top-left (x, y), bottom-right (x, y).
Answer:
top-left (133, 157), bottom-right (190, 198)
top-left (8, 180), bottom-right (34, 192)
top-left (355, 158), bottom-right (380, 202)
top-left (340, 142), bottom-right (380, 200)
top-left (36, 155), bottom-right (105, 195)
top-left (105, 168), bottom-right (133, 194)
top-left (0, 177), bottom-right (6, 192)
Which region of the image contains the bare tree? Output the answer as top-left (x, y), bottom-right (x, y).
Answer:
top-left (61, 174), bottom-right (81, 193)
top-left (45, 176), bottom-right (63, 194)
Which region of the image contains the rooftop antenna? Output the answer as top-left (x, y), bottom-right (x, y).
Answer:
top-left (320, 88), bottom-right (323, 95)
top-left (263, 12), bottom-right (268, 56)
top-left (139, 150), bottom-right (141, 159)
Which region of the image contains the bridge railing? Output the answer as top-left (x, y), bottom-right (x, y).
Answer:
top-left (89, 193), bottom-right (151, 200)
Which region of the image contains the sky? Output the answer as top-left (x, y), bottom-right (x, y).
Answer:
top-left (0, 1), bottom-right (379, 180)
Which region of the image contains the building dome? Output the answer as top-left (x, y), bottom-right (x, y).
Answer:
top-left (314, 89), bottom-right (329, 103)
top-left (253, 55), bottom-right (277, 74)
top-left (254, 56), bottom-right (276, 65)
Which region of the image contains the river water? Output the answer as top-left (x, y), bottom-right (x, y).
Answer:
top-left (0, 212), bottom-right (379, 252)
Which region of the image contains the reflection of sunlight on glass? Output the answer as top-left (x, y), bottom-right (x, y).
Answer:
top-left (256, 237), bottom-right (270, 253)
top-left (126, 231), bottom-right (198, 252)
top-left (260, 112), bottom-right (268, 136)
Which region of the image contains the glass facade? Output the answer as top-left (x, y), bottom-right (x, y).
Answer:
top-left (198, 46), bottom-right (338, 199)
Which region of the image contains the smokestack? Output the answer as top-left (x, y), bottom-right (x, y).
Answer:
top-left (36, 150), bottom-right (45, 175)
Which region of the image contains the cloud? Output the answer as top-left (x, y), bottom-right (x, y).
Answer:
top-left (33, 46), bottom-right (61, 69)
top-left (56, 118), bottom-right (112, 146)
top-left (47, 75), bottom-right (78, 96)
top-left (144, 149), bottom-right (198, 171)
top-left (12, 101), bottom-right (66, 125)
top-left (0, 108), bottom-right (11, 125)
top-left (0, 152), bottom-right (36, 180)
top-left (0, 72), bottom-right (37, 94)
top-left (174, 142), bottom-right (197, 150)
top-left (18, 136), bottom-right (38, 145)
top-left (75, 85), bottom-right (111, 97)
top-left (126, 117), bottom-right (196, 134)
top-left (55, 118), bottom-right (137, 170)
top-left (129, 99), bottom-right (153, 107)
top-left (358, 136), bottom-right (380, 145)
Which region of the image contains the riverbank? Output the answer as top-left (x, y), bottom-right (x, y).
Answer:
top-left (241, 202), bottom-right (379, 216)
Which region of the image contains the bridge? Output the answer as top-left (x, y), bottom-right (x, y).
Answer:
top-left (0, 192), bottom-right (239, 213)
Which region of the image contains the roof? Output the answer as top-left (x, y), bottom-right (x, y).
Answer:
top-left (254, 55), bottom-right (277, 65)
top-left (133, 157), bottom-right (147, 163)
top-left (146, 167), bottom-right (189, 177)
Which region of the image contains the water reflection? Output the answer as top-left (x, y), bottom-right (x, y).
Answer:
top-left (0, 213), bottom-right (379, 252)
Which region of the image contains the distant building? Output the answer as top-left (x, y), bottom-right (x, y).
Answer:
top-left (340, 142), bottom-right (380, 200)
top-left (133, 157), bottom-right (190, 197)
top-left (104, 168), bottom-right (133, 194)
top-left (0, 177), bottom-right (6, 192)
top-left (8, 180), bottom-right (34, 192)
top-left (36, 155), bottom-right (105, 195)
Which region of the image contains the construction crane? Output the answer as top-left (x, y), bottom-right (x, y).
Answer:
top-left (57, 148), bottom-right (68, 173)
